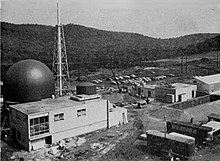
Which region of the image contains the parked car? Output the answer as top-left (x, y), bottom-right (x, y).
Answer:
top-left (91, 80), bottom-right (99, 83)
top-left (119, 76), bottom-right (124, 80)
top-left (130, 74), bottom-right (136, 78)
top-left (97, 79), bottom-right (103, 83)
top-left (111, 81), bottom-right (117, 85)
top-left (139, 133), bottom-right (147, 140)
top-left (124, 75), bottom-right (130, 79)
top-left (167, 74), bottom-right (175, 77)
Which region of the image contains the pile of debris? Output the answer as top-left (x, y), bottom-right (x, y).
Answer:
top-left (10, 137), bottom-right (86, 160)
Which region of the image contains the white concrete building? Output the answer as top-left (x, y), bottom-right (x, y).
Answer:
top-left (194, 74), bottom-right (220, 94)
top-left (9, 95), bottom-right (128, 151)
top-left (155, 83), bottom-right (197, 103)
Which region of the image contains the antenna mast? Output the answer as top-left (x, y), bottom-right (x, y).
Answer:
top-left (52, 3), bottom-right (70, 96)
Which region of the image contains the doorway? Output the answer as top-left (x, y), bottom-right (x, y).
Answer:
top-left (178, 95), bottom-right (182, 102)
top-left (122, 113), bottom-right (127, 124)
top-left (45, 136), bottom-right (52, 144)
top-left (148, 91), bottom-right (151, 97)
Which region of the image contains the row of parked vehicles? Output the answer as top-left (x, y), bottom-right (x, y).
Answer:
top-left (91, 73), bottom-right (175, 85)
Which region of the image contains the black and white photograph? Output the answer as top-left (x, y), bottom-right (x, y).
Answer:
top-left (1, 0), bottom-right (220, 160)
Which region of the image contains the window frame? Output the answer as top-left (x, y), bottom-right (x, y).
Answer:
top-left (77, 109), bottom-right (86, 117)
top-left (29, 115), bottom-right (49, 137)
top-left (54, 113), bottom-right (64, 122)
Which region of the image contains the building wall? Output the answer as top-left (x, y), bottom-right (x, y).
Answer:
top-left (175, 85), bottom-right (197, 102)
top-left (28, 112), bottom-right (50, 151)
top-left (155, 85), bottom-right (197, 103)
top-left (137, 87), bottom-right (155, 98)
top-left (166, 94), bottom-right (174, 103)
top-left (196, 80), bottom-right (220, 94)
top-left (109, 107), bottom-right (128, 127)
top-left (49, 99), bottom-right (108, 142)
top-left (30, 138), bottom-right (46, 151)
top-left (214, 82), bottom-right (220, 93)
top-left (197, 81), bottom-right (209, 93)
top-left (9, 107), bottom-right (29, 150)
top-left (155, 87), bottom-right (175, 103)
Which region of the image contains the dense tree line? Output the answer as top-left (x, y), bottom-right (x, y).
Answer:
top-left (1, 22), bottom-right (220, 78)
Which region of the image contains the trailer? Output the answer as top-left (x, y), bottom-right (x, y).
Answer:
top-left (146, 130), bottom-right (195, 159)
top-left (202, 121), bottom-right (220, 141)
top-left (207, 113), bottom-right (220, 122)
top-left (166, 120), bottom-right (212, 145)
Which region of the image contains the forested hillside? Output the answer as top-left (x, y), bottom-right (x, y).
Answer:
top-left (1, 22), bottom-right (220, 76)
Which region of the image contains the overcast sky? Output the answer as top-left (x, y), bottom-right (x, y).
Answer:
top-left (1, 0), bottom-right (220, 38)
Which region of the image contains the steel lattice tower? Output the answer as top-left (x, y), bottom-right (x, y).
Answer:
top-left (52, 3), bottom-right (70, 96)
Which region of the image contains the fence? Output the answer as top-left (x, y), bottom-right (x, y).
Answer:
top-left (165, 95), bottom-right (210, 110)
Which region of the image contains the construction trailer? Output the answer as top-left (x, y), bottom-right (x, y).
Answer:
top-left (146, 130), bottom-right (195, 159)
top-left (202, 121), bottom-right (220, 140)
top-left (166, 120), bottom-right (212, 145)
top-left (155, 83), bottom-right (197, 103)
top-left (207, 113), bottom-right (220, 122)
top-left (194, 74), bottom-right (220, 94)
top-left (9, 94), bottom-right (128, 151)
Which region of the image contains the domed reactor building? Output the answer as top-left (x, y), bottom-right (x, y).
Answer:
top-left (4, 59), bottom-right (55, 103)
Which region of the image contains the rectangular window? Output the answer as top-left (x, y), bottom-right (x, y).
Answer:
top-left (29, 116), bottom-right (49, 137)
top-left (54, 113), bottom-right (64, 122)
top-left (77, 109), bottom-right (86, 117)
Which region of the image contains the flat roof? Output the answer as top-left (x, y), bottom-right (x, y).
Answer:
top-left (195, 74), bottom-right (220, 85)
top-left (202, 121), bottom-right (220, 134)
top-left (168, 120), bottom-right (212, 131)
top-left (10, 96), bottom-right (106, 115)
top-left (169, 132), bottom-right (195, 141)
top-left (76, 82), bottom-right (96, 87)
top-left (158, 83), bottom-right (196, 89)
top-left (143, 84), bottom-right (158, 89)
top-left (171, 83), bottom-right (196, 89)
top-left (146, 130), bottom-right (195, 144)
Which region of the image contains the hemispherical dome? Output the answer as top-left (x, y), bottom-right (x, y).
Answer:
top-left (4, 59), bottom-right (55, 103)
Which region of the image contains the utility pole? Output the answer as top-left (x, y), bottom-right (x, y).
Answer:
top-left (107, 100), bottom-right (109, 129)
top-left (185, 56), bottom-right (188, 74)
top-left (217, 50), bottom-right (219, 68)
top-left (52, 3), bottom-right (70, 96)
top-left (181, 52), bottom-right (184, 74)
